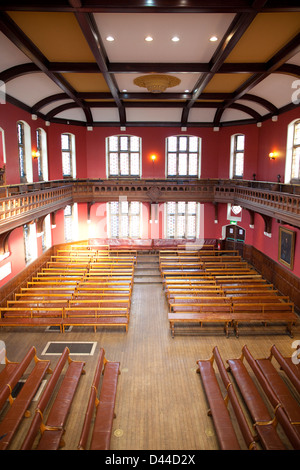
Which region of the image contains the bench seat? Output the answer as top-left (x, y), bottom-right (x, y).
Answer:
top-left (227, 357), bottom-right (286, 450)
top-left (269, 344), bottom-right (300, 394)
top-left (168, 312), bottom-right (233, 337)
top-left (0, 358), bottom-right (51, 450)
top-left (90, 361), bottom-right (120, 450)
top-left (37, 360), bottom-right (85, 450)
top-left (232, 311), bottom-right (298, 338)
top-left (197, 360), bottom-right (240, 450)
top-left (62, 316), bottom-right (128, 332)
top-left (0, 317), bottom-right (63, 332)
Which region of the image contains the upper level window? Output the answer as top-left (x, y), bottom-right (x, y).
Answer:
top-left (17, 122), bottom-right (25, 180)
top-left (166, 135), bottom-right (200, 178)
top-left (291, 120), bottom-right (300, 181)
top-left (17, 121), bottom-right (32, 184)
top-left (165, 201), bottom-right (198, 238)
top-left (106, 135), bottom-right (141, 177)
top-left (109, 200), bottom-right (141, 238)
top-left (36, 128), bottom-right (48, 181)
top-left (230, 134), bottom-right (244, 178)
top-left (61, 133), bottom-right (76, 178)
top-left (285, 119), bottom-right (300, 183)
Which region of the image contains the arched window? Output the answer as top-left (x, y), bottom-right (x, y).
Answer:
top-left (23, 223), bottom-right (37, 265)
top-left (106, 135), bottom-right (141, 177)
top-left (17, 120), bottom-right (32, 183)
top-left (108, 201), bottom-right (141, 238)
top-left (64, 204), bottom-right (78, 242)
top-left (61, 133), bottom-right (76, 178)
top-left (165, 201), bottom-right (199, 238)
top-left (285, 119), bottom-right (300, 183)
top-left (36, 128), bottom-right (48, 181)
top-left (230, 134), bottom-right (245, 179)
top-left (166, 135), bottom-right (201, 178)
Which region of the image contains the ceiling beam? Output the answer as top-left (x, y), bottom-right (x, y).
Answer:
top-left (214, 31), bottom-right (300, 124)
top-left (0, 11), bottom-right (93, 125)
top-left (180, 4), bottom-right (266, 126)
top-left (1, 1), bottom-right (299, 13)
top-left (72, 10), bottom-right (126, 126)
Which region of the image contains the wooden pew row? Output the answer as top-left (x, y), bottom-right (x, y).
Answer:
top-left (21, 347), bottom-right (85, 450)
top-left (231, 302), bottom-right (297, 338)
top-left (227, 352), bottom-right (286, 450)
top-left (241, 346), bottom-right (300, 449)
top-left (268, 344), bottom-right (300, 394)
top-left (196, 347), bottom-right (257, 450)
top-left (0, 355), bottom-right (51, 450)
top-left (78, 348), bottom-right (120, 450)
top-left (168, 301), bottom-right (297, 338)
top-left (159, 249), bottom-right (239, 258)
top-left (0, 346), bottom-right (39, 411)
top-left (196, 354), bottom-right (241, 449)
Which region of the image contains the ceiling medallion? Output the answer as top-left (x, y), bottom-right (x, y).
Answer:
top-left (134, 74), bottom-right (181, 94)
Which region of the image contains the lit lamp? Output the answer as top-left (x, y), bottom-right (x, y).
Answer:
top-left (32, 150), bottom-right (40, 159)
top-left (269, 152), bottom-right (276, 160)
top-left (151, 154), bottom-right (156, 178)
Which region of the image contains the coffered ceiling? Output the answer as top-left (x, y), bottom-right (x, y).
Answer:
top-left (0, 1), bottom-right (299, 128)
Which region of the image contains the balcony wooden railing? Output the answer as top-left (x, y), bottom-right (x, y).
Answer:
top-left (0, 178), bottom-right (299, 236)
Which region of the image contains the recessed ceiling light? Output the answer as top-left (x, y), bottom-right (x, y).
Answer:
top-left (106, 35), bottom-right (115, 42)
top-left (171, 36), bottom-right (180, 42)
top-left (122, 89), bottom-right (127, 93)
top-left (145, 35), bottom-right (153, 42)
top-left (210, 36), bottom-right (218, 42)
top-left (185, 89), bottom-right (190, 93)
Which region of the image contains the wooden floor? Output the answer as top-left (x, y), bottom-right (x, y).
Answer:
top-left (0, 254), bottom-right (299, 451)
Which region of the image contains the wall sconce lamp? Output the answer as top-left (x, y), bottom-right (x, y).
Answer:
top-left (32, 150), bottom-right (40, 159)
top-left (269, 152), bottom-right (277, 161)
top-left (151, 154), bottom-right (156, 162)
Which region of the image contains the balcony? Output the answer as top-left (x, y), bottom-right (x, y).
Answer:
top-left (0, 178), bottom-right (299, 239)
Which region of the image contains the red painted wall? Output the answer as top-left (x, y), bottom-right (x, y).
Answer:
top-left (0, 100), bottom-right (299, 284)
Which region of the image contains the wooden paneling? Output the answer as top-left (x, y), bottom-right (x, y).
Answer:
top-left (243, 244), bottom-right (300, 311)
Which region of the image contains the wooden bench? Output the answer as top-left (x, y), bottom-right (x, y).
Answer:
top-left (168, 310), bottom-right (233, 338)
top-left (62, 316), bottom-right (128, 333)
top-left (268, 344), bottom-right (300, 394)
top-left (0, 307), bottom-right (63, 319)
top-left (64, 306), bottom-right (129, 319)
top-left (242, 345), bottom-right (300, 450)
top-left (231, 302), bottom-right (298, 337)
top-left (210, 346), bottom-right (257, 450)
top-left (0, 346), bottom-right (37, 411)
top-left (227, 350), bottom-right (286, 450)
top-left (0, 355), bottom-right (51, 449)
top-left (0, 317), bottom-right (63, 332)
top-left (196, 356), bottom-right (241, 449)
top-left (78, 348), bottom-right (120, 450)
top-left (21, 347), bottom-right (85, 450)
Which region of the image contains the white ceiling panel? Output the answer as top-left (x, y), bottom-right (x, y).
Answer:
top-left (55, 108), bottom-right (86, 122)
top-left (94, 13), bottom-right (235, 63)
top-left (91, 108), bottom-right (120, 122)
top-left (250, 74), bottom-right (299, 109)
top-left (0, 31), bottom-right (31, 73)
top-left (220, 108), bottom-right (250, 122)
top-left (126, 107), bottom-right (182, 122)
top-left (188, 108), bottom-right (217, 123)
top-left (6, 73), bottom-right (63, 107)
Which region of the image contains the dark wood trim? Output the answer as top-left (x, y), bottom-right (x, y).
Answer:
top-left (1, 0), bottom-right (299, 13)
